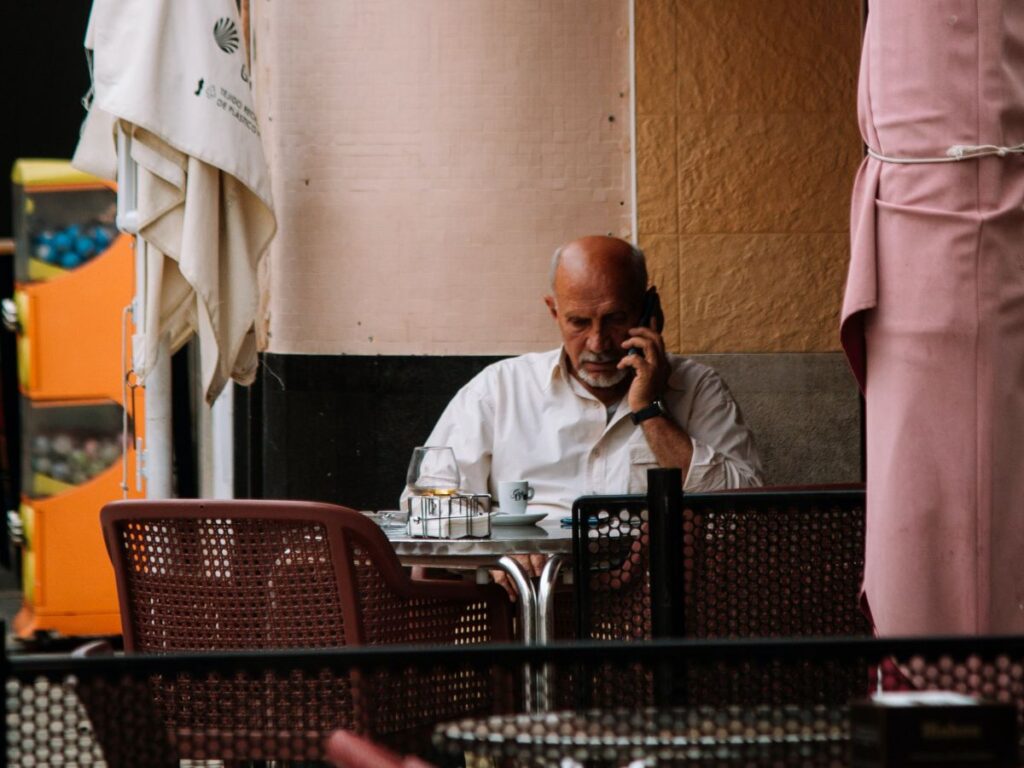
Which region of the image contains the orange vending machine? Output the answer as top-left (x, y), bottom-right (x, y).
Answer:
top-left (10, 159), bottom-right (143, 639)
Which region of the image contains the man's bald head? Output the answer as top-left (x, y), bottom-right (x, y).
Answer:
top-left (544, 236), bottom-right (650, 397)
top-left (549, 236), bottom-right (648, 302)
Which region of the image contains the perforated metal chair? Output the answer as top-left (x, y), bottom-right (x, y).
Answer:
top-left (571, 494), bottom-right (651, 642)
top-left (14, 637), bottom-right (1024, 766)
top-left (570, 483), bottom-right (870, 708)
top-left (572, 485), bottom-right (869, 642)
top-left (101, 499), bottom-right (512, 651)
top-left (96, 499), bottom-right (514, 763)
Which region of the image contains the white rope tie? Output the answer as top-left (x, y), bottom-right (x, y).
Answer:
top-left (868, 142), bottom-right (1024, 164)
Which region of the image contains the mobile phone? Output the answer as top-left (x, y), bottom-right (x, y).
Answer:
top-left (628, 287), bottom-right (662, 357)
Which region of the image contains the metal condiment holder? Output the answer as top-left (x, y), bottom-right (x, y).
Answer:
top-left (405, 493), bottom-right (492, 539)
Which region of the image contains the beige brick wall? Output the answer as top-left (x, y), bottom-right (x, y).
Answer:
top-left (636, 1), bottom-right (863, 352)
top-left (252, 0), bottom-right (632, 356)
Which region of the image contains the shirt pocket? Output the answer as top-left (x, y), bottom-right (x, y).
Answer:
top-left (627, 443), bottom-right (659, 493)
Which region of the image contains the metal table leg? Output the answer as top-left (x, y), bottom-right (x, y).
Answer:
top-left (497, 555), bottom-right (538, 643)
top-left (497, 555), bottom-right (538, 710)
top-left (536, 554), bottom-right (567, 710)
top-left (537, 554), bottom-right (567, 644)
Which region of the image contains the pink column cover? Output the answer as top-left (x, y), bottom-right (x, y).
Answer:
top-left (841, 1), bottom-right (1024, 635)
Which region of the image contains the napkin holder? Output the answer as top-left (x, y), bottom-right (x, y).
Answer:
top-left (850, 691), bottom-right (1017, 767)
top-left (406, 493), bottom-right (492, 539)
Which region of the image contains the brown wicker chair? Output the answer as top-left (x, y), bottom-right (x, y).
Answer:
top-left (96, 499), bottom-right (514, 763)
top-left (100, 498), bottom-right (511, 651)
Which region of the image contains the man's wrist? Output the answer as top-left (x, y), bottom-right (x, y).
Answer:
top-left (630, 398), bottom-right (669, 425)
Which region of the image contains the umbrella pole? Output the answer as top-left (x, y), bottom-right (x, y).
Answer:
top-left (116, 125), bottom-right (174, 500)
top-left (144, 327), bottom-right (173, 500)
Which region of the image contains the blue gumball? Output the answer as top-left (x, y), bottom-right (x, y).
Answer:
top-left (74, 236), bottom-right (96, 259)
top-left (59, 251), bottom-right (81, 269)
top-left (51, 231), bottom-right (72, 252)
top-left (65, 225), bottom-right (80, 238)
top-left (90, 225), bottom-right (112, 249)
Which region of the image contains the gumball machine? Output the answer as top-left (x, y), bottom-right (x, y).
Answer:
top-left (7, 159), bottom-right (144, 640)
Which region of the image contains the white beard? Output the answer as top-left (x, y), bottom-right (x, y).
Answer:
top-left (575, 352), bottom-right (629, 389)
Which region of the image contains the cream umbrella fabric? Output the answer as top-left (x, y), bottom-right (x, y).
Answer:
top-left (74, 0), bottom-right (276, 404)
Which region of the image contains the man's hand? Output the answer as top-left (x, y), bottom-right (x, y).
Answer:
top-left (490, 553), bottom-right (548, 602)
top-left (618, 318), bottom-right (695, 476)
top-left (618, 320), bottom-right (670, 412)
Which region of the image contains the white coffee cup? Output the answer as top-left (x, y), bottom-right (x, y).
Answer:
top-left (497, 481), bottom-right (535, 515)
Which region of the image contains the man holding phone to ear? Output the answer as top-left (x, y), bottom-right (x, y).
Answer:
top-left (409, 235), bottom-right (763, 584)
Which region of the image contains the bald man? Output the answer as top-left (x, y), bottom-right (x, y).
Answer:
top-left (407, 236), bottom-right (764, 529)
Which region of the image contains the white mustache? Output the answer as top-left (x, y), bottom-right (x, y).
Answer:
top-left (579, 352), bottom-right (621, 364)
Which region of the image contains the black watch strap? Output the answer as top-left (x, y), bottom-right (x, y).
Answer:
top-left (631, 399), bottom-right (668, 425)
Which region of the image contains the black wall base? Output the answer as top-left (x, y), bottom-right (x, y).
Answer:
top-left (235, 353), bottom-right (502, 511)
top-left (233, 351), bottom-right (862, 510)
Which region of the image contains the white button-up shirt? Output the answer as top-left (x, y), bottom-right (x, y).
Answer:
top-left (408, 348), bottom-right (764, 517)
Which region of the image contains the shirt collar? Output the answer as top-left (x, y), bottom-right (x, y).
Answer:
top-left (543, 347), bottom-right (571, 391)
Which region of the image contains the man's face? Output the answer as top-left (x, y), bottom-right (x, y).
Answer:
top-left (546, 267), bottom-right (642, 391)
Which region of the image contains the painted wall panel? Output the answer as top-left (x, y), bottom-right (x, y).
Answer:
top-left (636, 0), bottom-right (862, 352)
top-left (253, 0), bottom-right (632, 355)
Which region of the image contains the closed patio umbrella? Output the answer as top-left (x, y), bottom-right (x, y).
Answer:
top-left (74, 0), bottom-right (276, 407)
top-left (841, 1), bottom-right (1024, 635)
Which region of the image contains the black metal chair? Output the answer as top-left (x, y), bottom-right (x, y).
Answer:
top-left (571, 473), bottom-right (870, 707)
top-left (572, 478), bottom-right (869, 641)
top-left (678, 484), bottom-right (871, 640)
top-left (10, 635), bottom-right (1024, 766)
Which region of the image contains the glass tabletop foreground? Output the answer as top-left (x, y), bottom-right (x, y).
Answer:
top-left (378, 515), bottom-right (573, 558)
top-left (434, 706), bottom-right (848, 766)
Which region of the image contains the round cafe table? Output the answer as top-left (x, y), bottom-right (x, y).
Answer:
top-left (380, 516), bottom-right (573, 712)
top-left (383, 517), bottom-right (574, 646)
top-left (433, 705), bottom-right (849, 767)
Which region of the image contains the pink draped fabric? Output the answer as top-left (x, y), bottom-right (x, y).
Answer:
top-left (841, 1), bottom-right (1024, 635)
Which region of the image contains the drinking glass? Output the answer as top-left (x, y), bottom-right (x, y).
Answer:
top-left (406, 446), bottom-right (461, 497)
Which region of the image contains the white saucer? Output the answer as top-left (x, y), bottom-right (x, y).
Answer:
top-left (492, 511), bottom-right (546, 527)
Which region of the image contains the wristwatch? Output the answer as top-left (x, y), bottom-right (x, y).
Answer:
top-left (630, 399), bottom-right (669, 425)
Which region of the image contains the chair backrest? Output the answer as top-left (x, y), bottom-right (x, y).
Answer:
top-left (100, 499), bottom-right (505, 652)
top-left (95, 499), bottom-right (513, 764)
top-left (572, 485), bottom-right (869, 641)
top-left (570, 485), bottom-right (870, 710)
top-left (681, 487), bottom-right (870, 639)
top-left (571, 495), bottom-right (651, 641)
